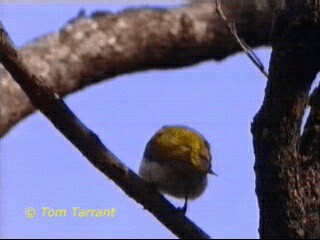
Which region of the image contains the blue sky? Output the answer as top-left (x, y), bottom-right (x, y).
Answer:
top-left (0, 2), bottom-right (285, 239)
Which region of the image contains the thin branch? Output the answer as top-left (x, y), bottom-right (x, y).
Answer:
top-left (0, 22), bottom-right (210, 239)
top-left (215, 0), bottom-right (269, 79)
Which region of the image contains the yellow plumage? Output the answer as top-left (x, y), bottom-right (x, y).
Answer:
top-left (139, 125), bottom-right (215, 213)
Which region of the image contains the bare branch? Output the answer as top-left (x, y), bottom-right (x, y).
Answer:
top-left (0, 22), bottom-right (210, 239)
top-left (215, 0), bottom-right (269, 79)
top-left (0, 2), bottom-right (275, 137)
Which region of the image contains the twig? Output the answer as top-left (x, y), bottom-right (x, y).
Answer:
top-left (0, 22), bottom-right (210, 239)
top-left (215, 0), bottom-right (269, 79)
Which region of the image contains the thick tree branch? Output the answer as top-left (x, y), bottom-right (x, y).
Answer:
top-left (0, 23), bottom-right (210, 239)
top-left (299, 84), bottom-right (320, 239)
top-left (301, 84), bottom-right (320, 158)
top-left (251, 3), bottom-right (320, 238)
top-left (0, 1), bottom-right (276, 137)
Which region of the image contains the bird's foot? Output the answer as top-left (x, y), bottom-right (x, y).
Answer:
top-left (176, 205), bottom-right (187, 215)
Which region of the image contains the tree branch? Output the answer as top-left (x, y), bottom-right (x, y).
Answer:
top-left (215, 0), bottom-right (269, 79)
top-left (0, 1), bottom-right (276, 137)
top-left (300, 84), bottom-right (320, 158)
top-left (0, 22), bottom-right (210, 239)
top-left (299, 83), bottom-right (320, 238)
top-left (251, 2), bottom-right (320, 238)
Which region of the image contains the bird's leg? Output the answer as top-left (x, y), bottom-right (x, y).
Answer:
top-left (181, 193), bottom-right (188, 215)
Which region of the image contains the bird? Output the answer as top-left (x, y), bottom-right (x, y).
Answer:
top-left (139, 125), bottom-right (215, 213)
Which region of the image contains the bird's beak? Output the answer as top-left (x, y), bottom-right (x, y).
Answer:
top-left (208, 168), bottom-right (218, 176)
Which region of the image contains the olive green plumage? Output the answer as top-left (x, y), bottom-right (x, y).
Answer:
top-left (139, 125), bottom-right (215, 213)
top-left (144, 126), bottom-right (213, 173)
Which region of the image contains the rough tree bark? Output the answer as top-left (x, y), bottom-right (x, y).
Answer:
top-left (251, 0), bottom-right (320, 238)
top-left (0, 1), bottom-right (277, 137)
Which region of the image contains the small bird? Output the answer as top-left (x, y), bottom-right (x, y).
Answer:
top-left (139, 125), bottom-right (215, 213)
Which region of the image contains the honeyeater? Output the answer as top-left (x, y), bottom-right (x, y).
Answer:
top-left (139, 125), bottom-right (215, 213)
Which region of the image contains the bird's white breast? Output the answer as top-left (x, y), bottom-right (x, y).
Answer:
top-left (139, 157), bottom-right (169, 184)
top-left (139, 157), bottom-right (208, 199)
